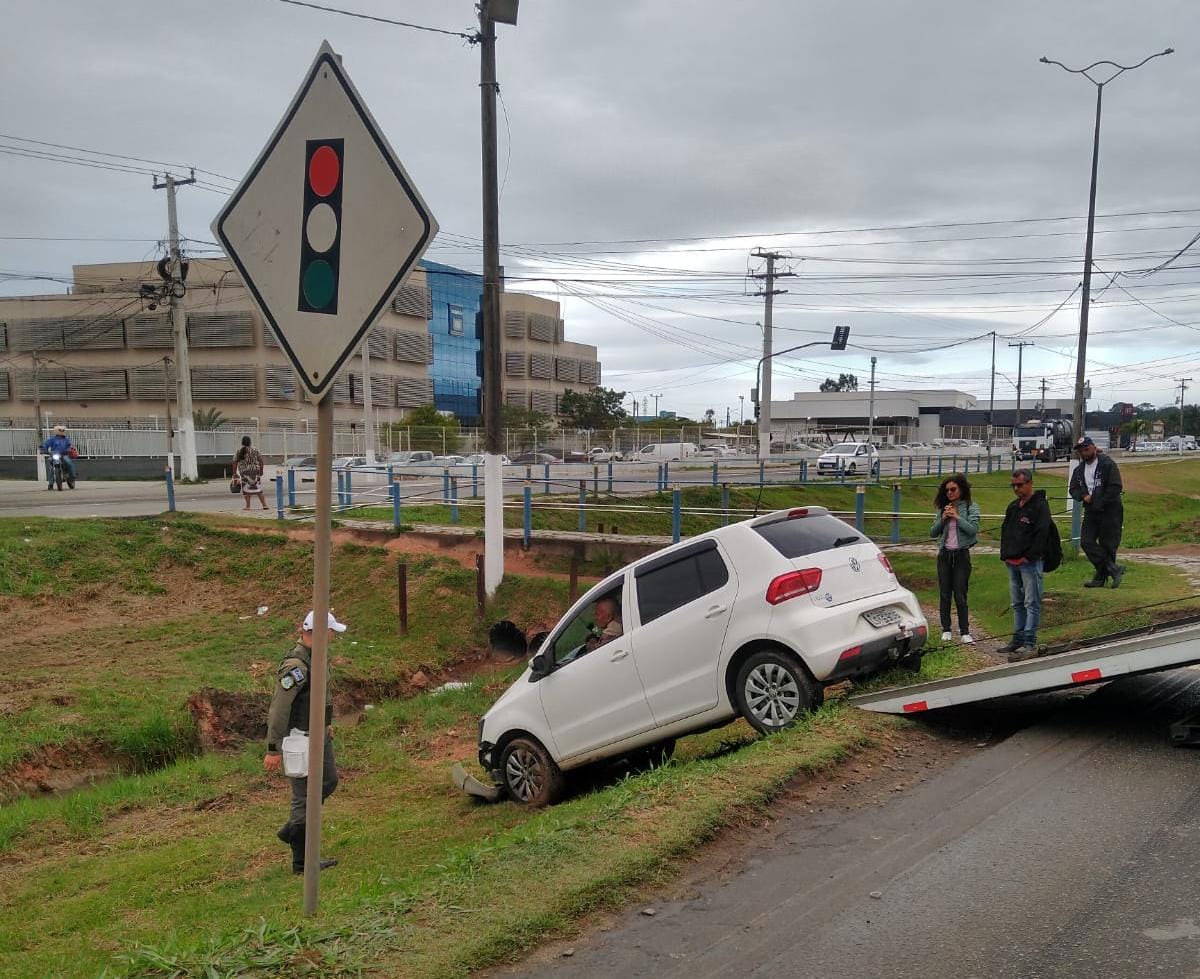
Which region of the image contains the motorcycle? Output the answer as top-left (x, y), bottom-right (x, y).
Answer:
top-left (48, 451), bottom-right (75, 491)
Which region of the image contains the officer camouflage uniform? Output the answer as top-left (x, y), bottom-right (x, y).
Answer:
top-left (266, 638), bottom-right (338, 873)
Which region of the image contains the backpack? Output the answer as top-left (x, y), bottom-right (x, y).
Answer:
top-left (1043, 522), bottom-right (1063, 573)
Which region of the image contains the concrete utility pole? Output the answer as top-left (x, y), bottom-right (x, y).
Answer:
top-left (477, 0), bottom-right (517, 596)
top-left (867, 356), bottom-right (877, 443)
top-left (360, 340), bottom-right (375, 465)
top-left (1040, 48), bottom-right (1173, 442)
top-left (988, 332), bottom-right (997, 445)
top-left (653, 393), bottom-right (662, 419)
top-left (154, 170), bottom-right (198, 480)
top-left (1009, 341), bottom-right (1034, 426)
top-left (751, 249), bottom-right (794, 459)
top-left (739, 394), bottom-right (745, 426)
top-left (162, 356), bottom-right (174, 469)
top-left (31, 352), bottom-right (43, 445)
top-left (1040, 377), bottom-right (1048, 413)
top-left (1177, 377), bottom-right (1192, 446)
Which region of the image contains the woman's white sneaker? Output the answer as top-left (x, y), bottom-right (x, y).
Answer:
top-left (941, 631), bottom-right (953, 642)
top-left (961, 634), bottom-right (975, 644)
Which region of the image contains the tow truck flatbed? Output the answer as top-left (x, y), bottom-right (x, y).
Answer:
top-left (848, 615), bottom-right (1200, 715)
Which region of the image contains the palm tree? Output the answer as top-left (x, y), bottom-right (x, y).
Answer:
top-left (1121, 417), bottom-right (1149, 451)
top-left (193, 408), bottom-right (228, 431)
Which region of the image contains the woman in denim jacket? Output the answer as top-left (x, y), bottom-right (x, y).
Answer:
top-left (930, 473), bottom-right (981, 644)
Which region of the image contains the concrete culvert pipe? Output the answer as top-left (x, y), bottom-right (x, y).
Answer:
top-left (488, 620), bottom-right (527, 659)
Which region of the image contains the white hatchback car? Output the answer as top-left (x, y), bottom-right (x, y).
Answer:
top-left (474, 506), bottom-right (927, 805)
top-left (816, 441), bottom-right (879, 476)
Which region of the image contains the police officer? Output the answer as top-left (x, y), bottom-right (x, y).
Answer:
top-left (264, 609), bottom-right (344, 874)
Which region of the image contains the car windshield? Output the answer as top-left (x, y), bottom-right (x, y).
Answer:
top-left (754, 513), bottom-right (866, 558)
top-left (827, 443), bottom-right (858, 455)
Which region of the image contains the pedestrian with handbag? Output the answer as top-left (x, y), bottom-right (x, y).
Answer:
top-left (930, 473), bottom-right (981, 645)
top-left (233, 435), bottom-right (268, 511)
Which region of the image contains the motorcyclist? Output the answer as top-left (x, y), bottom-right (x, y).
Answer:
top-left (40, 424), bottom-right (77, 489)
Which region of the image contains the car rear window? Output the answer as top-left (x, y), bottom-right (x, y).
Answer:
top-left (753, 514), bottom-right (863, 558)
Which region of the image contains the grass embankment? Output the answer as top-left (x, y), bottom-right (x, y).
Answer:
top-left (0, 514), bottom-right (564, 777)
top-left (350, 456), bottom-right (1200, 549)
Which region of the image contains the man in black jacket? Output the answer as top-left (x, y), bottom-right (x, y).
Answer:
top-left (1000, 469), bottom-right (1054, 661)
top-left (1068, 436), bottom-right (1125, 588)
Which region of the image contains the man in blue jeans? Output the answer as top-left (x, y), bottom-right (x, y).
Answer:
top-left (999, 468), bottom-right (1053, 661)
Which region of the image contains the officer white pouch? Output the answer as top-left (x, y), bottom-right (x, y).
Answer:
top-left (281, 728), bottom-right (309, 777)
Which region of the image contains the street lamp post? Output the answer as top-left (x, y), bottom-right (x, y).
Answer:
top-left (739, 394), bottom-right (744, 426)
top-left (753, 329), bottom-right (850, 459)
top-left (1040, 48), bottom-right (1173, 433)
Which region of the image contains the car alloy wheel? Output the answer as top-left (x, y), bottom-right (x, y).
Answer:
top-left (735, 649), bottom-right (822, 735)
top-left (500, 736), bottom-right (565, 807)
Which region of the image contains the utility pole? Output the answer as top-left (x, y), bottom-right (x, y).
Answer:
top-left (162, 356), bottom-right (174, 469)
top-left (739, 394), bottom-right (744, 426)
top-left (154, 170), bottom-right (198, 480)
top-left (31, 352), bottom-right (43, 446)
top-left (1040, 48), bottom-right (1173, 440)
top-left (867, 356), bottom-right (877, 443)
top-left (750, 249), bottom-right (794, 459)
top-left (1040, 377), bottom-right (1048, 413)
top-left (477, 0), bottom-right (517, 596)
top-left (1009, 341), bottom-right (1034, 427)
top-left (1177, 377), bottom-right (1192, 446)
top-left (988, 331), bottom-right (996, 445)
top-left (653, 393), bottom-right (662, 419)
top-left (360, 340), bottom-right (375, 465)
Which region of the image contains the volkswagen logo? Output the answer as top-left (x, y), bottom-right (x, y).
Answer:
top-left (849, 557), bottom-right (861, 573)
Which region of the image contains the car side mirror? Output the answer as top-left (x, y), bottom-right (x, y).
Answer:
top-left (529, 651), bottom-right (551, 679)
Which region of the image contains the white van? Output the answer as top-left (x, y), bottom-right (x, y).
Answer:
top-left (637, 442), bottom-right (698, 462)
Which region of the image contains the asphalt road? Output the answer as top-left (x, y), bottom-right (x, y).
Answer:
top-left (506, 670), bottom-right (1200, 979)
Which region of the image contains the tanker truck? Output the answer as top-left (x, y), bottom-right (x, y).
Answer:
top-left (1012, 417), bottom-right (1074, 462)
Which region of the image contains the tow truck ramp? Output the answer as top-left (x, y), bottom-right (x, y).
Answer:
top-left (848, 616), bottom-right (1200, 715)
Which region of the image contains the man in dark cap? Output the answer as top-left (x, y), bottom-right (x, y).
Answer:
top-left (1068, 436), bottom-right (1125, 588)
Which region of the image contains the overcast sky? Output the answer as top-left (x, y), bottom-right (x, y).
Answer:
top-left (2, 1), bottom-right (1197, 420)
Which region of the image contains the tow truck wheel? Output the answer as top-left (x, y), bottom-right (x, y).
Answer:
top-left (500, 736), bottom-right (565, 807)
top-left (735, 649), bottom-right (823, 735)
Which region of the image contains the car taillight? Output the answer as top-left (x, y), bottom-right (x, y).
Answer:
top-left (838, 645), bottom-right (861, 662)
top-left (787, 508), bottom-right (809, 518)
top-left (766, 568), bottom-right (823, 604)
top-left (878, 553), bottom-right (894, 574)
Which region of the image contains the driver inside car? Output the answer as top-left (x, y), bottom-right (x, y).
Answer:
top-left (583, 597), bottom-right (623, 653)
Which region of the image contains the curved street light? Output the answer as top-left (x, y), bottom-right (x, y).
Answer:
top-left (1039, 47), bottom-right (1173, 435)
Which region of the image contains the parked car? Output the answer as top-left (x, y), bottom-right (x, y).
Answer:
top-left (510, 452), bottom-right (562, 466)
top-left (588, 447), bottom-right (624, 463)
top-left (281, 455), bottom-right (316, 468)
top-left (331, 456), bottom-right (365, 470)
top-left (816, 442), bottom-right (880, 476)
top-left (463, 453), bottom-right (512, 466)
top-left (387, 450), bottom-right (435, 466)
top-left (637, 442), bottom-right (698, 462)
top-left (471, 505), bottom-right (927, 805)
top-left (433, 454), bottom-right (466, 468)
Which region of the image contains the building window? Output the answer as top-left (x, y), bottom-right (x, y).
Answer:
top-left (448, 304), bottom-right (464, 336)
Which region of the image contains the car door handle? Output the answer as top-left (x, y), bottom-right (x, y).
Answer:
top-left (610, 649), bottom-right (629, 661)
top-left (704, 604), bottom-right (729, 618)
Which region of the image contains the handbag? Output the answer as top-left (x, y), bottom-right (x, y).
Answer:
top-left (230, 477), bottom-right (242, 494)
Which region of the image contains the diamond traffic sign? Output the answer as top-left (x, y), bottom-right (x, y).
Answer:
top-left (213, 41), bottom-right (438, 401)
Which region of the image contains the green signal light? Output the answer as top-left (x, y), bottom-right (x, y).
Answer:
top-left (302, 260), bottom-right (336, 310)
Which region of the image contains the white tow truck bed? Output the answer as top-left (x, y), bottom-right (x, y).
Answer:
top-left (848, 616), bottom-right (1200, 714)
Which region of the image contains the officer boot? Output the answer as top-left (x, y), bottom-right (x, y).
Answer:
top-left (1108, 562), bottom-right (1125, 589)
top-left (1083, 562), bottom-right (1107, 588)
top-left (289, 822), bottom-right (338, 874)
top-left (276, 822), bottom-right (296, 845)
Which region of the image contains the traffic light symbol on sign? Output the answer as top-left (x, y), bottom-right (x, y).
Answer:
top-left (298, 138), bottom-right (344, 315)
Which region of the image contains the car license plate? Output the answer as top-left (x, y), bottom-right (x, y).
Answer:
top-left (864, 607), bottom-right (901, 628)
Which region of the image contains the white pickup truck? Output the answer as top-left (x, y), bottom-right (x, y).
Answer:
top-left (587, 447), bottom-right (624, 463)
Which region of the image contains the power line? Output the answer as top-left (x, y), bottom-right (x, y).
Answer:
top-left (0, 133), bottom-right (237, 183)
top-left (273, 0), bottom-right (476, 40)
